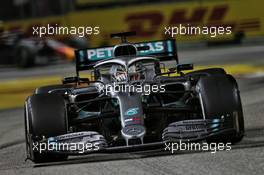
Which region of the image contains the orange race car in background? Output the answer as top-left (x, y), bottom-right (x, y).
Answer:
top-left (0, 24), bottom-right (85, 67)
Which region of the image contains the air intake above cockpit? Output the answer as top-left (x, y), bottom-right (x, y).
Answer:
top-left (113, 44), bottom-right (137, 57)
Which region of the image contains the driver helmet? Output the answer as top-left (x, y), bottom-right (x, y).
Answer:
top-left (110, 65), bottom-right (127, 82)
top-left (129, 64), bottom-right (141, 81)
top-left (129, 63), bottom-right (146, 81)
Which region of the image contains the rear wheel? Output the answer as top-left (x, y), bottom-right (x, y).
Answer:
top-left (25, 94), bottom-right (68, 163)
top-left (196, 75), bottom-right (244, 144)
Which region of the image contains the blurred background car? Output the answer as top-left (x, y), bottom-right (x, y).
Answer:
top-left (0, 20), bottom-right (86, 67)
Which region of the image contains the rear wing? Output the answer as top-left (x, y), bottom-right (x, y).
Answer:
top-left (75, 39), bottom-right (178, 73)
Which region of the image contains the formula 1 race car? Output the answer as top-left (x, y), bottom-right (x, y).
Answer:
top-left (0, 30), bottom-right (76, 67)
top-left (24, 32), bottom-right (244, 163)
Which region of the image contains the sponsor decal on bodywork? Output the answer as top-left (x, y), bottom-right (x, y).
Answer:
top-left (125, 107), bottom-right (139, 116)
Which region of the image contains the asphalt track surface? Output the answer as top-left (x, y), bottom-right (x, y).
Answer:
top-left (0, 44), bottom-right (264, 174)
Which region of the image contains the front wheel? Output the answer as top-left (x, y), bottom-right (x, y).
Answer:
top-left (25, 94), bottom-right (68, 163)
top-left (197, 75), bottom-right (244, 144)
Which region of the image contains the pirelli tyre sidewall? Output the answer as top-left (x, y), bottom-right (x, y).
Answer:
top-left (24, 94), bottom-right (68, 163)
top-left (196, 74), bottom-right (244, 143)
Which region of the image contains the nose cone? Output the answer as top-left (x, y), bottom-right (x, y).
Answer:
top-left (121, 125), bottom-right (146, 145)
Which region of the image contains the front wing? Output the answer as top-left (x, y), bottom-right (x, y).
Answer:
top-left (31, 116), bottom-right (239, 155)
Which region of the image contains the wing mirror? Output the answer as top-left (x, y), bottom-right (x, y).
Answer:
top-left (176, 64), bottom-right (193, 73)
top-left (62, 76), bottom-right (89, 84)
